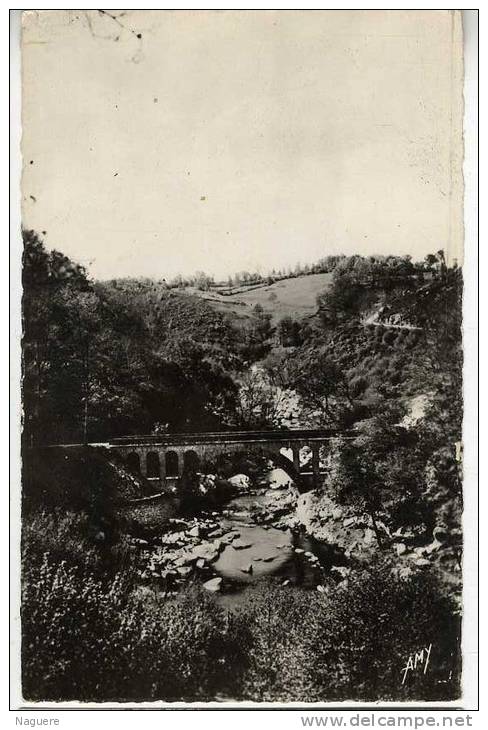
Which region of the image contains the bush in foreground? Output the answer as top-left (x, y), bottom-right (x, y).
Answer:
top-left (22, 549), bottom-right (460, 702)
top-left (22, 559), bottom-right (244, 701)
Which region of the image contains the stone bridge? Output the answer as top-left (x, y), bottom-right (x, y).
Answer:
top-left (105, 429), bottom-right (355, 492)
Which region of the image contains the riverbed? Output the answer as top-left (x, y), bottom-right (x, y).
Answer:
top-left (211, 491), bottom-right (343, 599)
top-left (132, 472), bottom-right (347, 600)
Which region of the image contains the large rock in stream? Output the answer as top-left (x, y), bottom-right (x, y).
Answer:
top-left (232, 539), bottom-right (253, 550)
top-left (228, 474), bottom-right (251, 491)
top-left (203, 577), bottom-right (222, 593)
top-left (191, 543), bottom-right (220, 562)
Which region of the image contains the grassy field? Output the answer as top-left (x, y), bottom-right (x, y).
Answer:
top-left (190, 272), bottom-right (333, 325)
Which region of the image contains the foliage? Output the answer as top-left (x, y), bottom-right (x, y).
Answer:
top-left (22, 557), bottom-right (244, 701)
top-left (22, 231), bottom-right (243, 443)
top-left (299, 566), bottom-right (460, 702)
top-left (20, 236), bottom-right (463, 704)
top-left (22, 546), bottom-right (460, 702)
top-left (324, 406), bottom-right (431, 539)
top-left (22, 509), bottom-right (133, 578)
top-left (117, 498), bottom-right (180, 540)
top-left (233, 568), bottom-right (460, 702)
top-left (22, 445), bottom-right (147, 514)
top-left (265, 345), bottom-right (355, 428)
top-left (244, 303), bottom-right (274, 359)
top-left (310, 266), bottom-right (463, 551)
top-left (324, 399), bottom-right (462, 561)
top-left (277, 315), bottom-right (306, 347)
top-left (23, 231), bottom-right (459, 443)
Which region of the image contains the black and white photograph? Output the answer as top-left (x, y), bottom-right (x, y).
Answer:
top-left (12, 8), bottom-right (476, 709)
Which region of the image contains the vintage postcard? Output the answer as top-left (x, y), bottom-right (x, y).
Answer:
top-left (14, 9), bottom-right (471, 708)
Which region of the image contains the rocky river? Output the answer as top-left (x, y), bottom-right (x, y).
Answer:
top-left (126, 461), bottom-right (459, 609)
top-left (131, 470), bottom-right (349, 602)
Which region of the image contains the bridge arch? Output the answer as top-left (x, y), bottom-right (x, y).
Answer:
top-left (183, 450), bottom-right (200, 472)
top-left (126, 452), bottom-right (141, 474)
top-left (207, 444), bottom-right (306, 492)
top-left (298, 444), bottom-right (312, 469)
top-left (265, 448), bottom-right (305, 491)
top-left (146, 451), bottom-right (160, 478)
top-left (165, 450), bottom-right (179, 478)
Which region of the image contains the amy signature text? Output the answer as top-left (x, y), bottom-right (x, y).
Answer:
top-left (401, 643), bottom-right (432, 684)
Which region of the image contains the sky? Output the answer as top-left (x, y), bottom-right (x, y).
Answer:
top-left (21, 10), bottom-right (463, 281)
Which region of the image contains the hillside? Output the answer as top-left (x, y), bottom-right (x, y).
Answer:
top-left (22, 231), bottom-right (457, 444)
top-left (188, 272), bottom-right (333, 325)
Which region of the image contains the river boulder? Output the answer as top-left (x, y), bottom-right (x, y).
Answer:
top-left (228, 474), bottom-right (251, 491)
top-left (240, 563), bottom-right (253, 574)
top-left (266, 468), bottom-right (293, 489)
top-left (203, 577), bottom-right (222, 593)
top-left (232, 539), bottom-right (252, 550)
top-left (177, 566), bottom-right (192, 577)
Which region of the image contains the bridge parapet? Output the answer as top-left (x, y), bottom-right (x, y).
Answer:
top-left (109, 428), bottom-right (349, 447)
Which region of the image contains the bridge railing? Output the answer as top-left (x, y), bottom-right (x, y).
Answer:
top-left (108, 428), bottom-right (357, 446)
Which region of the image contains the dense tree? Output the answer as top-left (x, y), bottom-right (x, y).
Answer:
top-left (22, 230), bottom-right (93, 444)
top-left (22, 232), bottom-right (462, 483)
top-left (277, 316), bottom-right (293, 346)
top-left (22, 231), bottom-right (244, 443)
top-left (325, 406), bottom-right (429, 542)
top-left (277, 316), bottom-right (304, 347)
top-left (245, 304), bottom-right (274, 360)
top-left (277, 346), bottom-right (354, 426)
top-left (193, 271), bottom-right (214, 291)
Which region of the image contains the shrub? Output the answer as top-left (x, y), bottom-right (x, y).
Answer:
top-left (405, 331), bottom-right (420, 349)
top-left (232, 568), bottom-right (460, 702)
top-left (301, 566), bottom-right (460, 702)
top-left (22, 555), bottom-right (461, 703)
top-left (391, 354), bottom-right (406, 369)
top-left (382, 329), bottom-right (397, 346)
top-left (117, 497), bottom-right (180, 539)
top-left (390, 370), bottom-right (403, 385)
top-left (22, 558), bottom-right (244, 702)
top-left (21, 517), bottom-right (461, 703)
top-left (22, 509), bottom-right (132, 577)
top-left (22, 445), bottom-right (147, 515)
top-left (232, 585), bottom-right (315, 701)
top-left (349, 375), bottom-right (369, 398)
